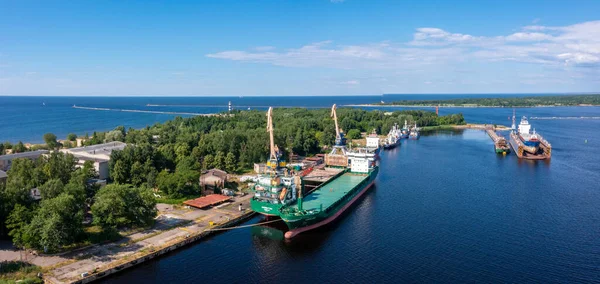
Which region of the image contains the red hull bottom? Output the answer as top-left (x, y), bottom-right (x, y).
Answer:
top-left (284, 181), bottom-right (375, 239)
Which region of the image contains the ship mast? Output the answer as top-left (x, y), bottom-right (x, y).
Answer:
top-left (511, 108), bottom-right (516, 131)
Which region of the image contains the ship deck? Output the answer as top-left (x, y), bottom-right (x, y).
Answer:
top-left (291, 172), bottom-right (368, 211)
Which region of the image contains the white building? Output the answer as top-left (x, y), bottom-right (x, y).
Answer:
top-left (60, 141), bottom-right (127, 180)
top-left (0, 150), bottom-right (49, 171)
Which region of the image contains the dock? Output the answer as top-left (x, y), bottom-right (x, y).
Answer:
top-left (43, 195), bottom-right (255, 284)
top-left (485, 127), bottom-right (510, 154)
top-left (509, 132), bottom-right (552, 160)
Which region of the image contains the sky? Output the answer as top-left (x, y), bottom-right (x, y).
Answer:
top-left (1, 0), bottom-right (599, 96)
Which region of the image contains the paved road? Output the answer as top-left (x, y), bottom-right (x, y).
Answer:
top-left (2, 194), bottom-right (253, 283)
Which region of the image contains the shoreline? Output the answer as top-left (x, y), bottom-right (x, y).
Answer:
top-left (420, 124), bottom-right (511, 131)
top-left (344, 104), bottom-right (599, 108)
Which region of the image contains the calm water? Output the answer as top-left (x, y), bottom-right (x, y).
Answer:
top-left (99, 106), bottom-right (600, 283)
top-left (0, 94), bottom-right (571, 143)
top-left (1, 95), bottom-right (599, 282)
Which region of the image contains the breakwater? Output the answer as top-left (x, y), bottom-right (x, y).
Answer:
top-left (72, 106), bottom-right (215, 116)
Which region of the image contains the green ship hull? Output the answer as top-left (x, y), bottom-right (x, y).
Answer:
top-left (279, 167), bottom-right (379, 238)
top-left (250, 201), bottom-right (284, 216)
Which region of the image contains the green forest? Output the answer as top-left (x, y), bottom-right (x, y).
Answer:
top-left (382, 94), bottom-right (600, 107)
top-left (0, 107), bottom-right (464, 252)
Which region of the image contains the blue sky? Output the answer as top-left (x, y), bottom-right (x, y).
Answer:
top-left (1, 0), bottom-right (599, 96)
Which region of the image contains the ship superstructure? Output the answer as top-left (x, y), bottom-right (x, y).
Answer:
top-left (400, 120), bottom-right (410, 139)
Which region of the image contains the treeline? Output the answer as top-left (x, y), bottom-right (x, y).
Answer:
top-left (383, 94), bottom-right (600, 107)
top-left (104, 108), bottom-right (464, 198)
top-left (0, 152), bottom-right (156, 252)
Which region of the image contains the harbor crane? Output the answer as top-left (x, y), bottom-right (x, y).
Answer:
top-left (330, 104), bottom-right (347, 155)
top-left (266, 107), bottom-right (281, 169)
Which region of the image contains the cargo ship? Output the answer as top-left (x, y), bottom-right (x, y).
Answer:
top-left (409, 122), bottom-right (420, 140)
top-left (400, 120), bottom-right (410, 139)
top-left (383, 123), bottom-right (401, 150)
top-left (280, 147), bottom-right (378, 239)
top-left (508, 111), bottom-right (551, 160)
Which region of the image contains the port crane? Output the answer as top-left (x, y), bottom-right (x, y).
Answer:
top-left (266, 107), bottom-right (281, 169)
top-left (330, 104), bottom-right (347, 155)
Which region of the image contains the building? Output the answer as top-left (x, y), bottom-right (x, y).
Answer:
top-left (0, 170), bottom-right (7, 185)
top-left (0, 150), bottom-right (50, 171)
top-left (199, 169), bottom-right (228, 193)
top-left (254, 163), bottom-right (267, 174)
top-left (60, 141), bottom-right (127, 180)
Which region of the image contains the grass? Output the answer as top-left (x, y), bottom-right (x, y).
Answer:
top-left (0, 261), bottom-right (43, 284)
top-left (420, 125), bottom-right (457, 131)
top-left (156, 195), bottom-right (199, 205)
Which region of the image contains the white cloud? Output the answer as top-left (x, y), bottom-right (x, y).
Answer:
top-left (206, 20), bottom-right (600, 70)
top-left (341, 80), bottom-right (360, 85)
top-left (505, 32), bottom-right (553, 41)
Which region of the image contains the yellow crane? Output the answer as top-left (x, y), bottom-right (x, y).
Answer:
top-left (266, 107), bottom-right (280, 168)
top-left (331, 104), bottom-right (342, 143)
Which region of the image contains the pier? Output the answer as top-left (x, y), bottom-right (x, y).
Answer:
top-left (485, 127), bottom-right (510, 154)
top-left (43, 195), bottom-right (256, 284)
top-left (72, 105), bottom-right (217, 116)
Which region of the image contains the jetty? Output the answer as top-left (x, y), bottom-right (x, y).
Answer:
top-left (43, 195), bottom-right (256, 284)
top-left (72, 105), bottom-right (216, 116)
top-left (486, 127), bottom-right (510, 154)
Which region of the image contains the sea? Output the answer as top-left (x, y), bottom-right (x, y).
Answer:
top-left (2, 94), bottom-right (600, 282)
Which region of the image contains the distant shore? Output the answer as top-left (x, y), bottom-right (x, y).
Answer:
top-left (345, 104), bottom-right (599, 108)
top-left (420, 124), bottom-right (511, 131)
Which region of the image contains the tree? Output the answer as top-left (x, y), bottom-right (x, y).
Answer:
top-left (43, 152), bottom-right (76, 184)
top-left (105, 130), bottom-right (124, 142)
top-left (225, 152), bottom-right (237, 173)
top-left (43, 133), bottom-right (59, 149)
top-left (213, 151), bottom-right (225, 170)
top-left (202, 154), bottom-right (214, 170)
top-left (67, 133), bottom-right (77, 141)
top-left (92, 184), bottom-right (157, 230)
top-left (111, 160), bottom-right (129, 184)
top-left (26, 193), bottom-right (83, 252)
top-left (130, 161), bottom-right (145, 187)
top-left (6, 204), bottom-right (34, 248)
top-left (39, 179), bottom-right (65, 200)
top-left (346, 129), bottom-right (361, 139)
top-left (13, 141), bottom-right (27, 153)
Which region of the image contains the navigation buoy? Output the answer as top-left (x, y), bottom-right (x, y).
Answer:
top-left (585, 139), bottom-right (588, 143)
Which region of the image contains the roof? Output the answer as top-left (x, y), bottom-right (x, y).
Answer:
top-left (0, 150), bottom-right (49, 161)
top-left (183, 194), bottom-right (231, 209)
top-left (201, 169), bottom-right (228, 179)
top-left (61, 141), bottom-right (127, 161)
top-left (0, 170), bottom-right (7, 179)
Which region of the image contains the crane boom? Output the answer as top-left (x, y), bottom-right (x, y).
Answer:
top-left (266, 107), bottom-right (277, 161)
top-left (331, 104), bottom-right (341, 140)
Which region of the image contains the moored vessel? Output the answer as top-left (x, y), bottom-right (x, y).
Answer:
top-left (383, 123), bottom-right (401, 150)
top-left (409, 122), bottom-right (420, 140)
top-left (400, 120), bottom-right (410, 139)
top-left (508, 110), bottom-right (551, 160)
top-left (280, 147), bottom-right (378, 239)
